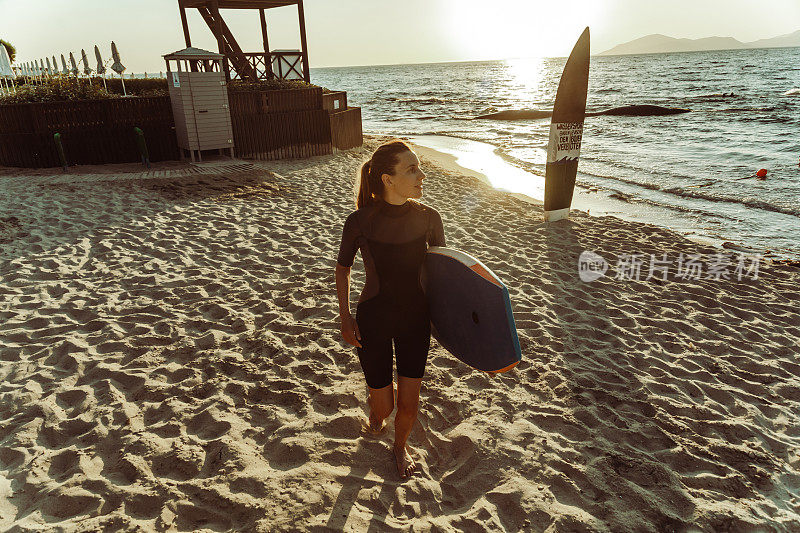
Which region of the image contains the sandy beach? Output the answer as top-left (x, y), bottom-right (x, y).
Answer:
top-left (1, 134), bottom-right (799, 531)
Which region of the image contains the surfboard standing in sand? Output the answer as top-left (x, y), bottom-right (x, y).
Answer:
top-left (543, 28), bottom-right (590, 222)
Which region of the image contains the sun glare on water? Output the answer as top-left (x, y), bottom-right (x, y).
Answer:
top-left (503, 56), bottom-right (548, 98)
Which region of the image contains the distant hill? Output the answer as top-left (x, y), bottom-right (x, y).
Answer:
top-left (599, 30), bottom-right (800, 56)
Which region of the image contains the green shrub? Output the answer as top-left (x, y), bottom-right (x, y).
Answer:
top-left (0, 78), bottom-right (117, 104)
top-left (101, 77), bottom-right (168, 97)
top-left (228, 78), bottom-right (331, 93)
top-left (1, 75), bottom-right (335, 104)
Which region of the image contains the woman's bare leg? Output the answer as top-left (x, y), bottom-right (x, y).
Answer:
top-left (367, 383), bottom-right (394, 432)
top-left (394, 375), bottom-right (422, 477)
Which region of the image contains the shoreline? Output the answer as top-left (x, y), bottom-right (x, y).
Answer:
top-left (403, 133), bottom-right (792, 261)
top-left (403, 134), bottom-right (790, 263)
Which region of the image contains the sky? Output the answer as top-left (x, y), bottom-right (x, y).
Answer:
top-left (1, 0), bottom-right (798, 72)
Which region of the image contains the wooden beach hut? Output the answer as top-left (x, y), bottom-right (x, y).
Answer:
top-left (177, 0), bottom-right (311, 83)
top-left (164, 47), bottom-right (235, 162)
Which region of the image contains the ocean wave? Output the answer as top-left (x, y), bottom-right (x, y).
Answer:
top-left (783, 88), bottom-right (800, 96)
top-left (575, 184), bottom-right (740, 221)
top-left (383, 96), bottom-right (454, 105)
top-left (687, 93), bottom-right (738, 100)
top-left (577, 168), bottom-right (666, 192)
top-left (661, 186), bottom-right (800, 218)
top-left (575, 168), bottom-right (800, 219)
top-left (715, 106), bottom-right (781, 113)
top-left (575, 176), bottom-right (800, 221)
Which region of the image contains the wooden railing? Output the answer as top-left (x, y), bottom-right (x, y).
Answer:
top-left (230, 52), bottom-right (305, 81)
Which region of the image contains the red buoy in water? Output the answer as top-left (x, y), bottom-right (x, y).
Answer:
top-left (756, 168), bottom-right (768, 179)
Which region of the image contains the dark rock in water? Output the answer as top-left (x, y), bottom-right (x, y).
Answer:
top-left (475, 104), bottom-right (690, 120)
top-left (475, 109), bottom-right (552, 120)
top-left (608, 192), bottom-right (631, 202)
top-left (721, 241), bottom-right (763, 254)
top-left (587, 105), bottom-right (690, 117)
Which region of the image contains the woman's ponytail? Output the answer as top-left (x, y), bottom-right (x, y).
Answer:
top-left (356, 159), bottom-right (374, 210)
top-left (355, 139), bottom-right (413, 210)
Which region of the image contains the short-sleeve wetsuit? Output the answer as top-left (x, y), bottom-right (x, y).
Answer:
top-left (337, 198), bottom-right (446, 389)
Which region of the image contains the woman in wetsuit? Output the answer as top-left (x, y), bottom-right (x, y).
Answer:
top-left (335, 140), bottom-right (446, 478)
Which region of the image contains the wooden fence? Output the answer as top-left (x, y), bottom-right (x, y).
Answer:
top-left (329, 107), bottom-right (363, 151)
top-left (231, 109), bottom-right (332, 160)
top-left (227, 87), bottom-right (323, 114)
top-left (0, 88), bottom-right (363, 168)
top-left (0, 98), bottom-right (178, 168)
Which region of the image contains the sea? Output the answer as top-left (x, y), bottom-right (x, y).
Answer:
top-left (310, 47), bottom-right (800, 260)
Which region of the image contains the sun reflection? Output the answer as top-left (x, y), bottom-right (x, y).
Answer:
top-left (504, 57), bottom-right (545, 91)
top-left (409, 135), bottom-right (546, 202)
top-left (501, 56), bottom-right (549, 104)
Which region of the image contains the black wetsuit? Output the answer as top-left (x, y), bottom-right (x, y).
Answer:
top-left (337, 198), bottom-right (446, 389)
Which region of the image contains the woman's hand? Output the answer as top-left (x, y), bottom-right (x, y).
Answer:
top-left (340, 313), bottom-right (362, 348)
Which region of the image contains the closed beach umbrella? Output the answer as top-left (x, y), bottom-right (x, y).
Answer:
top-left (61, 54), bottom-right (68, 75)
top-left (81, 49), bottom-right (92, 76)
top-left (94, 45), bottom-right (107, 90)
top-left (2, 49), bottom-right (11, 76)
top-left (0, 49), bottom-right (8, 73)
top-left (94, 45), bottom-right (105, 75)
top-left (45, 56), bottom-right (52, 76)
top-left (52, 55), bottom-right (57, 74)
top-left (69, 52), bottom-right (78, 77)
top-left (0, 45), bottom-right (13, 93)
top-left (110, 41), bottom-right (125, 74)
top-left (110, 41), bottom-right (126, 95)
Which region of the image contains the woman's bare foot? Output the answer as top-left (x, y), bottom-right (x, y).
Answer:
top-left (394, 445), bottom-right (416, 478)
top-left (361, 416), bottom-right (387, 437)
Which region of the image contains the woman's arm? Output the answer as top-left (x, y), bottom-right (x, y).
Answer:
top-left (335, 263), bottom-right (353, 319)
top-left (430, 208), bottom-right (446, 247)
top-left (336, 212), bottom-right (362, 347)
top-left (335, 262), bottom-right (361, 347)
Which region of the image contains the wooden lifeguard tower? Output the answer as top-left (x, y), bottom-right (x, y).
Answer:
top-left (177, 0), bottom-right (311, 83)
